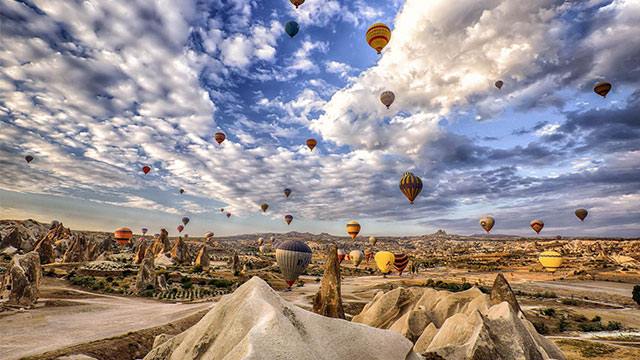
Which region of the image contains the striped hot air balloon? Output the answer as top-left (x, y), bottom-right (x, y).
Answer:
top-left (530, 219), bottom-right (544, 234)
top-left (539, 250), bottom-right (563, 272)
top-left (276, 240), bottom-right (312, 288)
top-left (346, 220), bottom-right (361, 240)
top-left (366, 23), bottom-right (391, 54)
top-left (399, 172), bottom-right (423, 204)
top-left (114, 227), bottom-right (133, 246)
top-left (394, 253), bottom-right (409, 275)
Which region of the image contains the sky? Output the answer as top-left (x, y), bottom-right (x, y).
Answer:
top-left (1, 0), bottom-right (639, 238)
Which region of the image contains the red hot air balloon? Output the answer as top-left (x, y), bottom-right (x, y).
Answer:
top-left (394, 253), bottom-right (409, 276)
top-left (142, 165), bottom-right (151, 174)
top-left (337, 248), bottom-right (346, 264)
top-left (306, 138), bottom-right (317, 151)
top-left (214, 132), bottom-right (226, 144)
top-left (177, 225), bottom-right (184, 233)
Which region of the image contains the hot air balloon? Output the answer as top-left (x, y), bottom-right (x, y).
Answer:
top-left (495, 80), bottom-right (504, 89)
top-left (479, 216), bottom-right (495, 233)
top-left (306, 138), bottom-right (317, 151)
top-left (259, 245), bottom-right (267, 254)
top-left (575, 209), bottom-right (588, 222)
top-left (394, 253), bottom-right (409, 276)
top-left (375, 251), bottom-right (395, 275)
top-left (276, 240), bottom-right (312, 288)
top-left (261, 203), bottom-right (269, 212)
top-left (214, 132), bottom-right (226, 144)
top-left (366, 23), bottom-right (391, 54)
top-left (142, 165), bottom-right (151, 174)
top-left (290, 0), bottom-right (304, 8)
top-left (399, 172), bottom-right (423, 204)
top-left (177, 225), bottom-right (184, 233)
top-left (539, 250), bottom-right (563, 272)
top-left (593, 82), bottom-right (612, 97)
top-left (380, 91), bottom-right (395, 109)
top-left (368, 236), bottom-right (377, 246)
top-left (226, 212), bottom-right (231, 218)
top-left (350, 250), bottom-right (364, 267)
top-left (530, 219), bottom-right (544, 234)
top-left (284, 188), bottom-right (292, 198)
top-left (337, 248), bottom-right (346, 264)
top-left (181, 217), bottom-right (190, 226)
top-left (220, 208), bottom-right (225, 212)
top-left (141, 227), bottom-right (148, 235)
top-left (114, 227), bottom-right (133, 246)
top-left (365, 248), bottom-right (373, 264)
top-left (285, 21), bottom-right (299, 38)
top-left (258, 237), bottom-right (264, 246)
top-left (179, 189), bottom-right (185, 194)
top-left (346, 220), bottom-right (361, 240)
top-left (25, 155), bottom-right (34, 164)
top-left (284, 214), bottom-right (293, 225)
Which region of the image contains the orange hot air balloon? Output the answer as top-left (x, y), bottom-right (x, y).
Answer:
top-left (306, 138), bottom-right (317, 151)
top-left (593, 82), bottom-right (611, 97)
top-left (530, 219), bottom-right (544, 234)
top-left (399, 172), bottom-right (423, 204)
top-left (346, 220), bottom-right (361, 240)
top-left (142, 165), bottom-right (151, 174)
top-left (284, 214), bottom-right (293, 225)
top-left (214, 132), bottom-right (226, 144)
top-left (575, 208), bottom-right (588, 222)
top-left (114, 227), bottom-right (133, 246)
top-left (366, 23), bottom-right (391, 54)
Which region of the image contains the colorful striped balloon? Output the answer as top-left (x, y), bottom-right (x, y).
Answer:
top-left (276, 240), bottom-right (312, 288)
top-left (114, 227), bottom-right (133, 246)
top-left (399, 172), bottom-right (423, 204)
top-left (539, 250), bottom-right (563, 272)
top-left (346, 220), bottom-right (361, 240)
top-left (530, 219), bottom-right (544, 234)
top-left (366, 23), bottom-right (391, 54)
top-left (394, 253), bottom-right (409, 275)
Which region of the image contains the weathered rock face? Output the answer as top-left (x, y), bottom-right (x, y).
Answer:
top-left (354, 275), bottom-right (565, 360)
top-left (0, 228), bottom-right (22, 250)
top-left (134, 241), bottom-right (148, 265)
top-left (32, 222), bottom-right (70, 264)
top-left (194, 245), bottom-right (210, 270)
top-left (135, 256), bottom-right (156, 293)
top-left (62, 234), bottom-right (95, 263)
top-left (312, 244), bottom-right (345, 319)
top-left (1, 252), bottom-right (41, 307)
top-left (169, 237), bottom-right (190, 265)
top-left (33, 236), bottom-right (55, 265)
top-left (490, 272), bottom-right (521, 314)
top-left (144, 277), bottom-right (417, 360)
top-left (149, 229), bottom-right (170, 256)
top-left (230, 252), bottom-right (241, 276)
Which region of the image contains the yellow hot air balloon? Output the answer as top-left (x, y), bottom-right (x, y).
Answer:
top-left (346, 220), bottom-right (361, 240)
top-left (539, 250), bottom-right (563, 272)
top-left (399, 172), bottom-right (423, 204)
top-left (479, 216), bottom-right (495, 233)
top-left (366, 23), bottom-right (391, 54)
top-left (375, 251), bottom-right (395, 275)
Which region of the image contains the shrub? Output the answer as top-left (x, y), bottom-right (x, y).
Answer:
top-left (633, 285), bottom-right (640, 305)
top-left (591, 315), bottom-right (601, 322)
top-left (533, 321), bottom-right (548, 335)
top-left (192, 265), bottom-right (203, 273)
top-left (605, 321), bottom-right (622, 331)
top-left (207, 278), bottom-right (234, 288)
top-left (579, 321), bottom-right (604, 332)
top-left (557, 317), bottom-right (569, 332)
top-left (181, 281), bottom-right (193, 289)
top-left (561, 298), bottom-right (579, 306)
top-left (541, 308), bottom-right (556, 317)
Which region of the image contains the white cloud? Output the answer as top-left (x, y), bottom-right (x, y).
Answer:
top-left (325, 61), bottom-right (355, 78)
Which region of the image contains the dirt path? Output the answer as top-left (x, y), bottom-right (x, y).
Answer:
top-left (0, 286), bottom-right (212, 360)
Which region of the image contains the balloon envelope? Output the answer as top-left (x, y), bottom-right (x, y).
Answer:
top-left (366, 23), bottom-right (391, 54)
top-left (258, 237), bottom-right (264, 246)
top-left (495, 80), bottom-right (504, 89)
top-left (114, 227), bottom-right (133, 246)
top-left (394, 253), bottom-right (409, 275)
top-left (25, 155), bottom-right (34, 163)
top-left (479, 216), bottom-right (495, 233)
top-left (539, 250), bottom-right (563, 272)
top-left (181, 217), bottom-right (190, 225)
top-left (337, 248), bottom-right (346, 264)
top-left (177, 225), bottom-right (184, 233)
top-left (368, 236), bottom-right (377, 246)
top-left (575, 209), bottom-right (588, 222)
top-left (306, 138), bottom-right (317, 151)
top-left (375, 251), bottom-right (395, 274)
top-left (284, 214), bottom-right (293, 225)
top-left (285, 21), bottom-right (299, 38)
top-left (349, 250), bottom-right (364, 267)
top-left (346, 220), bottom-right (361, 240)
top-left (226, 212), bottom-right (231, 218)
top-left (593, 82), bottom-right (611, 97)
top-left (276, 240), bottom-right (312, 287)
top-left (399, 172), bottom-right (423, 204)
top-left (141, 228), bottom-right (148, 235)
top-left (380, 91), bottom-right (395, 108)
top-left (179, 189), bottom-right (185, 194)
top-left (142, 165), bottom-right (151, 174)
top-left (290, 0), bottom-right (304, 8)
top-left (284, 188), bottom-right (292, 198)
top-left (530, 219), bottom-right (544, 234)
top-left (261, 203), bottom-right (269, 212)
top-left (214, 132), bottom-right (226, 144)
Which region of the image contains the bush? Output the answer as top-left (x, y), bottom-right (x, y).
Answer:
top-left (207, 278), bottom-right (234, 288)
top-left (541, 308), bottom-right (556, 317)
top-left (606, 321), bottom-right (622, 331)
top-left (535, 291), bottom-right (557, 299)
top-left (561, 298), bottom-right (579, 306)
top-left (579, 321), bottom-right (604, 332)
top-left (557, 317), bottom-right (569, 332)
top-left (192, 265), bottom-right (203, 273)
top-left (591, 315), bottom-right (601, 322)
top-left (181, 281), bottom-right (193, 289)
top-left (533, 321), bottom-right (548, 335)
top-left (633, 285), bottom-right (640, 305)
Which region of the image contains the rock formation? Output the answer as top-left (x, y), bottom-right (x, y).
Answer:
top-left (144, 277), bottom-right (418, 360)
top-left (230, 252), bottom-right (241, 276)
top-left (149, 229), bottom-right (171, 256)
top-left (169, 237), bottom-right (190, 264)
top-left (353, 275), bottom-right (565, 360)
top-left (135, 256), bottom-right (156, 293)
top-left (32, 222), bottom-right (70, 264)
top-left (0, 228), bottom-right (22, 250)
top-left (1, 251), bottom-right (41, 307)
top-left (312, 244), bottom-right (345, 319)
top-left (134, 240), bottom-right (148, 264)
top-left (62, 234), bottom-right (95, 263)
top-left (194, 245), bottom-right (210, 270)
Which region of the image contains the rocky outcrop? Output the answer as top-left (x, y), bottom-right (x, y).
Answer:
top-left (144, 277), bottom-right (417, 360)
top-left (169, 237), bottom-right (190, 265)
top-left (149, 229), bottom-right (171, 256)
top-left (62, 234), bottom-right (95, 263)
top-left (135, 256), bottom-right (156, 293)
top-left (194, 245), bottom-right (210, 270)
top-left (312, 244), bottom-right (345, 319)
top-left (32, 222), bottom-right (71, 264)
top-left (0, 228), bottom-right (22, 250)
top-left (230, 252), bottom-right (241, 276)
top-left (490, 273), bottom-right (521, 314)
top-left (353, 275), bottom-right (565, 360)
top-left (134, 241), bottom-right (148, 264)
top-left (1, 251), bottom-right (41, 307)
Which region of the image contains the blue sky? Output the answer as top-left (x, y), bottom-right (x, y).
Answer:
top-left (1, 0), bottom-right (639, 237)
